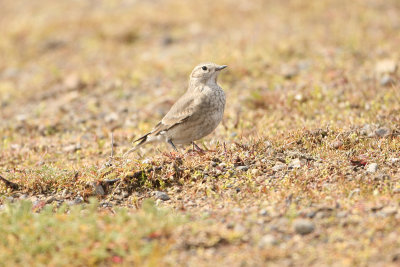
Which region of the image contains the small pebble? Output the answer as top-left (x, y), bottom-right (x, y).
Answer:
top-left (45, 196), bottom-right (56, 204)
top-left (5, 196), bottom-right (14, 203)
top-left (380, 75), bottom-right (394, 86)
top-left (294, 93), bottom-right (303, 101)
top-left (161, 35), bottom-right (173, 46)
top-left (375, 59), bottom-right (397, 75)
top-left (382, 206), bottom-right (397, 216)
top-left (264, 141), bottom-right (272, 148)
top-left (232, 207), bottom-right (242, 213)
top-left (113, 194), bottom-right (123, 201)
top-left (16, 114), bottom-right (27, 122)
top-left (393, 188), bottom-right (400, 194)
top-left (366, 163), bottom-right (378, 173)
top-left (331, 140), bottom-right (343, 149)
top-left (360, 124), bottom-right (374, 137)
top-left (122, 191), bottom-right (129, 198)
top-left (289, 158), bottom-right (301, 169)
top-left (251, 169), bottom-right (259, 176)
top-left (258, 234), bottom-right (278, 247)
top-left (348, 188), bottom-right (360, 198)
top-left (281, 65), bottom-right (299, 79)
top-left (375, 127), bottom-right (390, 137)
top-left (226, 222), bottom-right (234, 229)
top-left (74, 196), bottom-right (84, 204)
top-left (218, 163), bottom-right (227, 168)
top-left (142, 158), bottom-right (152, 164)
top-left (259, 209), bottom-right (269, 216)
top-left (293, 219), bottom-right (315, 235)
top-left (10, 144), bottom-right (20, 150)
top-left (104, 112), bottom-right (119, 123)
top-left (155, 191), bottom-right (170, 201)
top-left (236, 166), bottom-right (249, 171)
top-left (91, 182), bottom-right (105, 196)
top-left (63, 144), bottom-right (81, 153)
top-left (272, 162), bottom-right (286, 171)
top-left (100, 201), bottom-right (113, 208)
top-left (61, 189), bottom-right (69, 197)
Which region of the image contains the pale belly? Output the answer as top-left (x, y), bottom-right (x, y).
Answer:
top-left (167, 107), bottom-right (224, 144)
top-left (166, 95), bottom-right (225, 144)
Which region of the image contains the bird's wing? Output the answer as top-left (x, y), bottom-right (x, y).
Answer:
top-left (152, 91), bottom-right (198, 135)
top-left (132, 91), bottom-right (198, 142)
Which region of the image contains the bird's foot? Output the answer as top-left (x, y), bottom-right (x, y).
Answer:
top-left (187, 142), bottom-right (206, 155)
top-left (185, 150), bottom-right (204, 156)
top-left (163, 151), bottom-right (183, 160)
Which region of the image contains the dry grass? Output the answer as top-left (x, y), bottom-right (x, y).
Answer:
top-left (1, 0), bottom-right (400, 266)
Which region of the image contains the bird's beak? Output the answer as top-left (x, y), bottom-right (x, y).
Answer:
top-left (215, 65), bottom-right (228, 71)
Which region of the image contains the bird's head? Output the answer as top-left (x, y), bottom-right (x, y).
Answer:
top-left (190, 63), bottom-right (227, 85)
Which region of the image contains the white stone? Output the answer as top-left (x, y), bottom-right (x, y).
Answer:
top-left (366, 163), bottom-right (378, 173)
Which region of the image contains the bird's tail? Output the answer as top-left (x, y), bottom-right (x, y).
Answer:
top-left (123, 134), bottom-right (159, 157)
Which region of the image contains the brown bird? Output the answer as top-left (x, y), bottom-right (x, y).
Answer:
top-left (124, 62), bottom-right (227, 156)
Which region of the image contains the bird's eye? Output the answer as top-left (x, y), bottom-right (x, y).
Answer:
top-left (201, 66), bottom-right (207, 71)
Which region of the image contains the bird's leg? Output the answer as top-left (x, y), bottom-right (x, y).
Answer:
top-left (167, 139), bottom-right (178, 152)
top-left (192, 142), bottom-right (206, 153)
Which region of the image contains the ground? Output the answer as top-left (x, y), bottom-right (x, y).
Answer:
top-left (0, 0), bottom-right (400, 266)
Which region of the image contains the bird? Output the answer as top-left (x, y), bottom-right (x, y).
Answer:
top-left (124, 62), bottom-right (227, 156)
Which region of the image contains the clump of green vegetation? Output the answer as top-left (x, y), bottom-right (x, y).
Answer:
top-left (0, 199), bottom-right (184, 266)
